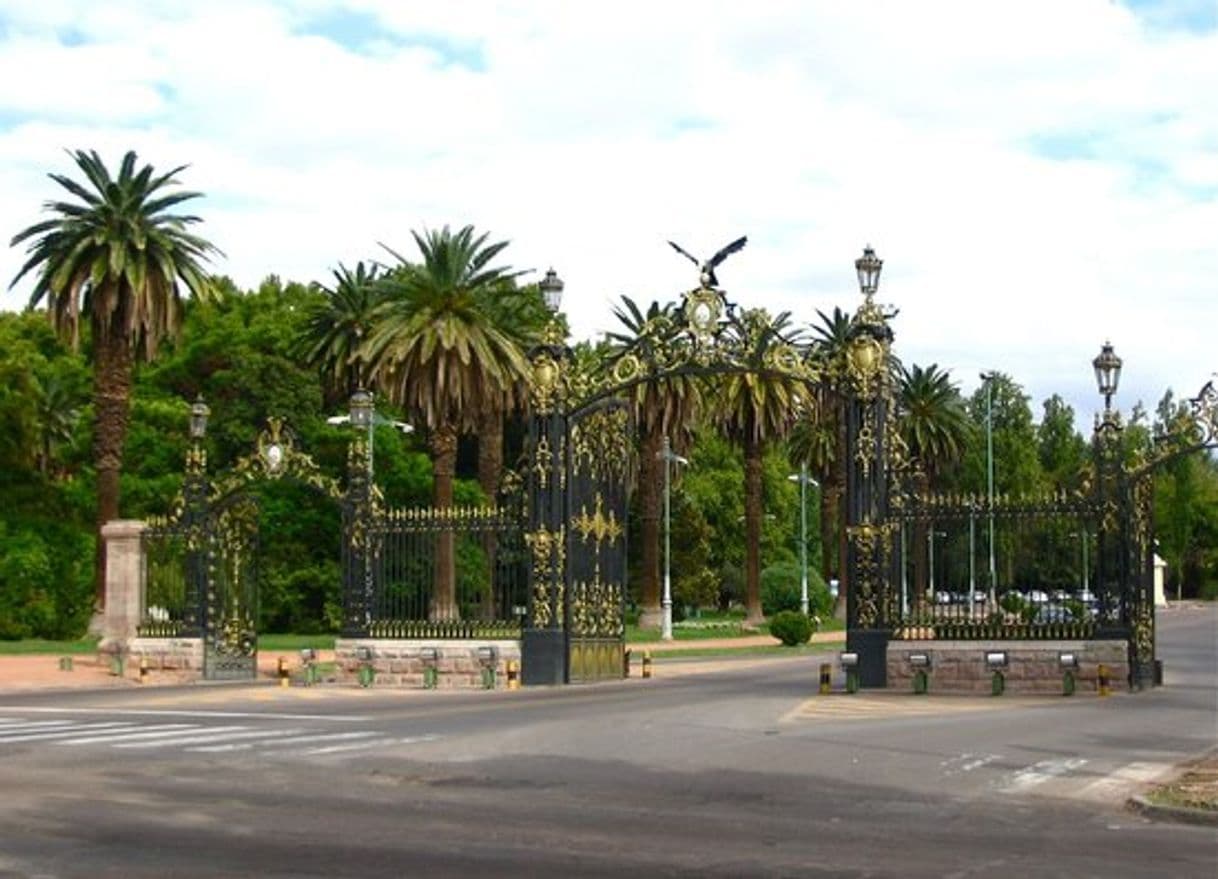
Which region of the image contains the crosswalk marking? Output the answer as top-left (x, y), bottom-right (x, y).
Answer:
top-left (0, 722), bottom-right (141, 743)
top-left (58, 724), bottom-right (199, 745)
top-left (114, 726), bottom-right (305, 749)
top-left (0, 716), bottom-right (434, 760)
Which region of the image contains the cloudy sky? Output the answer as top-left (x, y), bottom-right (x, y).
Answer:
top-left (1, 0), bottom-right (1214, 427)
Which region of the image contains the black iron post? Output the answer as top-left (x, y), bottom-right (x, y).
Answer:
top-left (843, 245), bottom-right (897, 688)
top-left (522, 269), bottom-right (570, 685)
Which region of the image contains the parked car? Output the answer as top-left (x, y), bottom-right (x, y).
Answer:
top-left (1026, 590), bottom-right (1050, 604)
top-left (1035, 604), bottom-right (1073, 624)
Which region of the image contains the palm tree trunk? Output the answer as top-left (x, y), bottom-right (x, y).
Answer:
top-left (637, 425), bottom-right (663, 628)
top-left (92, 322), bottom-right (135, 610)
top-left (431, 422), bottom-right (459, 620)
top-left (743, 431), bottom-right (765, 626)
top-left (476, 407), bottom-right (504, 620)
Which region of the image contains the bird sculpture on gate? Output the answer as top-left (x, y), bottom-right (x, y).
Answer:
top-left (667, 235), bottom-right (747, 288)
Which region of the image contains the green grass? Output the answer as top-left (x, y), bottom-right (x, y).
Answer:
top-left (0, 637), bottom-right (101, 656)
top-left (258, 634), bottom-right (337, 651)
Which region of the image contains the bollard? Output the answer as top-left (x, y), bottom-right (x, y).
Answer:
top-left (109, 653), bottom-right (125, 677)
top-left (623, 648), bottom-right (632, 678)
top-left (481, 666), bottom-right (496, 690)
top-left (909, 653), bottom-right (931, 695)
top-left (991, 670), bottom-right (1005, 696)
top-left (358, 663), bottom-right (374, 688)
top-left (840, 652), bottom-right (859, 694)
top-left (1062, 669), bottom-right (1076, 697)
top-left (506, 659), bottom-right (520, 690)
top-left (277, 656), bottom-right (289, 687)
top-left (642, 650), bottom-right (652, 679)
top-left (58, 656), bottom-right (73, 672)
top-left (985, 651), bottom-right (1007, 697)
top-left (913, 669), bottom-right (929, 695)
top-left (845, 669), bottom-right (859, 694)
top-left (138, 655), bottom-right (149, 683)
top-left (1097, 663), bottom-right (1110, 697)
top-left (819, 663), bottom-right (831, 695)
top-left (423, 666), bottom-right (438, 689)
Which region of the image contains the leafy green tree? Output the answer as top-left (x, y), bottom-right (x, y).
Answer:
top-left (365, 225), bottom-right (530, 619)
top-left (715, 310), bottom-right (805, 625)
top-left (9, 149), bottom-right (220, 606)
top-left (1037, 395), bottom-right (1088, 493)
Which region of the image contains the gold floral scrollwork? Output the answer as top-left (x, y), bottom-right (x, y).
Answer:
top-left (572, 495), bottom-right (624, 549)
top-left (532, 436), bottom-right (552, 490)
top-left (525, 527), bottom-right (564, 628)
top-left (611, 353), bottom-right (643, 387)
top-left (530, 352), bottom-right (564, 415)
top-left (846, 336), bottom-right (885, 398)
top-left (1134, 604), bottom-right (1153, 663)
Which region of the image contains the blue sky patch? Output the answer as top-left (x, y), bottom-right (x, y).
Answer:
top-left (1120, 0), bottom-right (1217, 33)
top-left (298, 9), bottom-right (486, 70)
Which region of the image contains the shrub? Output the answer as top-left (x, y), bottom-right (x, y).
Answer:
top-left (761, 562), bottom-right (832, 617)
top-left (769, 610), bottom-right (814, 646)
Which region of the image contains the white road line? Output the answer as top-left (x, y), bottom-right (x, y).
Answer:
top-left (302, 734), bottom-right (438, 756)
top-left (1002, 757), bottom-right (1089, 792)
top-left (0, 722), bottom-right (141, 743)
top-left (303, 737), bottom-right (400, 755)
top-left (961, 755), bottom-right (1001, 772)
top-left (0, 707), bottom-right (371, 722)
top-left (57, 724), bottom-right (199, 745)
top-left (187, 730), bottom-right (379, 754)
top-left (115, 727), bottom-right (307, 749)
top-left (0, 720), bottom-right (79, 732)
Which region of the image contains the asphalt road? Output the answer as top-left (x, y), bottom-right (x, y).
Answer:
top-left (0, 607), bottom-right (1213, 878)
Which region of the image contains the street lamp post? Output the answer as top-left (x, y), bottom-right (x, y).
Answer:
top-left (787, 465), bottom-right (819, 616)
top-left (1070, 531), bottom-right (1090, 593)
top-left (327, 389), bottom-right (414, 481)
top-left (927, 529), bottom-right (946, 599)
top-left (658, 436), bottom-right (688, 641)
top-left (980, 371), bottom-right (997, 605)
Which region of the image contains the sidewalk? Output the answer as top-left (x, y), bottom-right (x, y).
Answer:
top-left (0, 633), bottom-right (844, 694)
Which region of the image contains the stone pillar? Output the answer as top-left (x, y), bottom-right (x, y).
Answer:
top-left (99, 520), bottom-right (146, 655)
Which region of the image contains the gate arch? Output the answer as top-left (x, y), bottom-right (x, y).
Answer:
top-left (520, 274), bottom-right (882, 684)
top-left (143, 415), bottom-right (346, 680)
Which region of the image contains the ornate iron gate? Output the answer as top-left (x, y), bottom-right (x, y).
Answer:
top-left (565, 400), bottom-right (631, 683)
top-left (202, 493), bottom-right (260, 680)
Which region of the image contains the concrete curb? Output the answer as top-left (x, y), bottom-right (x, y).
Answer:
top-left (1126, 795), bottom-right (1218, 827)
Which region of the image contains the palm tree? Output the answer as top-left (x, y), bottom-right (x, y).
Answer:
top-left (32, 372), bottom-right (82, 478)
top-left (896, 363), bottom-right (973, 607)
top-left (801, 307), bottom-right (853, 618)
top-left (9, 149), bottom-right (219, 607)
top-left (897, 363), bottom-right (972, 483)
top-left (363, 225), bottom-right (530, 620)
top-left (716, 309), bottom-right (806, 626)
top-left (606, 297), bottom-right (702, 628)
top-left (298, 261), bottom-right (384, 404)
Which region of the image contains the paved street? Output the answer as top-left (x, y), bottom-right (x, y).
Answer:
top-left (0, 606), bottom-right (1213, 878)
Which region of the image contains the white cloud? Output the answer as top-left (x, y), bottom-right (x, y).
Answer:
top-left (1, 0), bottom-right (1214, 427)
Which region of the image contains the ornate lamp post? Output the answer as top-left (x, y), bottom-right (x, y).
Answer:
top-left (523, 267), bottom-right (571, 685)
top-left (659, 437), bottom-right (689, 640)
top-left (1093, 340), bottom-right (1122, 417)
top-left (843, 243), bottom-right (895, 688)
top-left (184, 394), bottom-right (211, 637)
top-left (788, 466), bottom-right (819, 616)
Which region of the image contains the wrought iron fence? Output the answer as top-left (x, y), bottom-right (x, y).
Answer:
top-left (140, 524), bottom-right (190, 637)
top-left (891, 491), bottom-right (1116, 641)
top-left (363, 502), bottom-right (528, 639)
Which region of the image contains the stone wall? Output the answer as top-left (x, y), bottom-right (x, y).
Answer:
top-left (886, 639), bottom-right (1129, 694)
top-left (113, 637), bottom-right (205, 681)
top-left (335, 639), bottom-right (522, 689)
